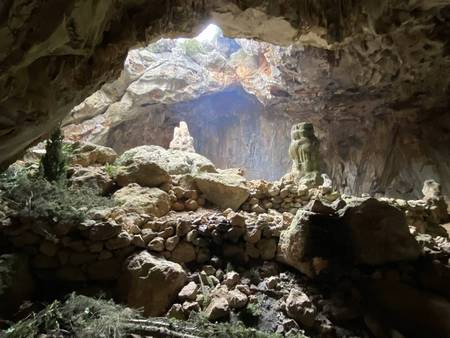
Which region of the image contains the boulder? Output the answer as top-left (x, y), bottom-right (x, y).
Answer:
top-left (257, 238), bottom-right (277, 260)
top-left (278, 198), bottom-right (421, 275)
top-left (277, 209), bottom-right (343, 277)
top-left (82, 220), bottom-right (122, 241)
top-left (339, 198), bottom-right (421, 265)
top-left (227, 289), bottom-right (248, 309)
top-left (203, 296), bottom-right (230, 321)
top-left (68, 166), bottom-right (114, 194)
top-left (171, 241), bottom-right (196, 264)
top-left (119, 251), bottom-right (187, 316)
top-left (69, 142), bottom-right (117, 167)
top-left (178, 281), bottom-right (199, 301)
top-left (116, 145), bottom-right (216, 187)
top-left (285, 289), bottom-right (317, 328)
top-left (113, 184), bottom-right (171, 217)
top-left (194, 172), bottom-right (250, 210)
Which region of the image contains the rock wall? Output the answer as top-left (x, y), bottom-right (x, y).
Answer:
top-left (65, 82), bottom-right (450, 198)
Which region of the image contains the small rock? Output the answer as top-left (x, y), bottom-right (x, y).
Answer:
top-left (165, 235), bottom-right (180, 251)
top-left (131, 235), bottom-right (146, 248)
top-left (171, 241), bottom-right (196, 263)
top-left (227, 212), bottom-right (246, 227)
top-left (265, 276), bottom-right (280, 289)
top-left (257, 238), bottom-right (277, 260)
top-left (105, 231), bottom-right (132, 250)
top-left (167, 303), bottom-right (185, 320)
top-left (236, 284), bottom-right (251, 296)
top-left (178, 281), bottom-right (199, 301)
top-left (285, 289), bottom-right (317, 328)
top-left (204, 297), bottom-right (230, 321)
top-left (227, 289), bottom-right (248, 309)
top-left (172, 201), bottom-right (185, 211)
top-left (183, 301), bottom-right (200, 313)
top-left (223, 271), bottom-right (240, 288)
top-left (70, 252), bottom-right (96, 266)
top-left (185, 199), bottom-right (199, 211)
top-left (148, 237), bottom-right (165, 252)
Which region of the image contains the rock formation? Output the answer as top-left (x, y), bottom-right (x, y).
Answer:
top-left (1, 1), bottom-right (450, 336)
top-left (169, 121), bottom-right (195, 153)
top-left (289, 123), bottom-right (320, 175)
top-left (1, 140), bottom-right (449, 337)
top-left (61, 28), bottom-right (450, 198)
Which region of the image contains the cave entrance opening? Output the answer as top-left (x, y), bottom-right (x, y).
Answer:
top-left (63, 24), bottom-right (298, 181)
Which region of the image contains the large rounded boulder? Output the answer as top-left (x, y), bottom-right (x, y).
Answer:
top-left (118, 251), bottom-right (187, 316)
top-left (339, 198), bottom-right (421, 265)
top-left (278, 198), bottom-right (422, 276)
top-left (113, 184), bottom-right (171, 217)
top-left (194, 172), bottom-right (250, 210)
top-left (115, 145), bottom-right (216, 187)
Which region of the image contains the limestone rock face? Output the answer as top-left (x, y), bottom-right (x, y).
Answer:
top-left (339, 198), bottom-right (421, 265)
top-left (113, 184), bottom-right (171, 217)
top-left (116, 145), bottom-right (216, 187)
top-left (119, 251), bottom-right (187, 316)
top-left (194, 172), bottom-right (250, 210)
top-left (69, 142), bottom-right (117, 167)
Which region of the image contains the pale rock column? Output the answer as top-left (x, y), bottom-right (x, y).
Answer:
top-left (169, 121), bottom-right (195, 153)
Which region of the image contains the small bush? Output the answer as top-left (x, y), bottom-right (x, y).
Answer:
top-left (104, 163), bottom-right (119, 178)
top-left (0, 168), bottom-right (115, 223)
top-left (4, 293), bottom-right (142, 338)
top-left (178, 39), bottom-right (205, 57)
top-left (39, 128), bottom-right (66, 182)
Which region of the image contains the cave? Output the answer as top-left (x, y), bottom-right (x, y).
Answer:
top-left (1, 2), bottom-right (450, 338)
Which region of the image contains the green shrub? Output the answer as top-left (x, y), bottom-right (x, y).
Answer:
top-left (178, 39), bottom-right (205, 57)
top-left (0, 168), bottom-right (115, 223)
top-left (104, 163), bottom-right (119, 178)
top-left (189, 312), bottom-right (301, 338)
top-left (39, 128), bottom-right (66, 182)
top-left (4, 293), bottom-right (142, 338)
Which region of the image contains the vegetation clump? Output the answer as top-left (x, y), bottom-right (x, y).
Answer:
top-left (3, 293), bottom-right (308, 338)
top-left (178, 39), bottom-right (205, 57)
top-left (104, 163), bottom-right (119, 178)
top-left (39, 128), bottom-right (66, 182)
top-left (4, 293), bottom-right (142, 338)
top-left (0, 166), bottom-right (115, 223)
